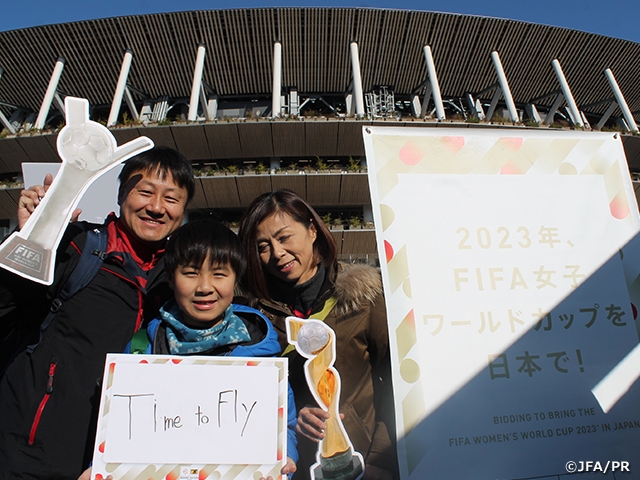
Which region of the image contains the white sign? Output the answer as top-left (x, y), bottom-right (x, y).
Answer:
top-left (22, 163), bottom-right (122, 225)
top-left (364, 127), bottom-right (640, 479)
top-left (92, 354), bottom-right (289, 480)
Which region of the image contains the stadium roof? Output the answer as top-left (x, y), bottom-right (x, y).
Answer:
top-left (1, 8), bottom-right (640, 115)
top-left (2, 7), bottom-right (640, 233)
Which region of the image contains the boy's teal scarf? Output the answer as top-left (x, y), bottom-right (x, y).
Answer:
top-left (160, 300), bottom-right (251, 355)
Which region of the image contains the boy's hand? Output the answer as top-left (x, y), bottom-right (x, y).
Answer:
top-left (78, 468), bottom-right (113, 480)
top-left (258, 456), bottom-right (296, 479)
top-left (282, 457), bottom-right (296, 474)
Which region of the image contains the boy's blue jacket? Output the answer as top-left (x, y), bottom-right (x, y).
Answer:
top-left (125, 302), bottom-right (298, 464)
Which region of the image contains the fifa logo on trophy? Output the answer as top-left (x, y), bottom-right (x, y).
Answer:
top-left (286, 317), bottom-right (364, 480)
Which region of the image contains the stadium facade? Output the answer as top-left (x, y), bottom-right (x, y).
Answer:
top-left (1, 7), bottom-right (640, 261)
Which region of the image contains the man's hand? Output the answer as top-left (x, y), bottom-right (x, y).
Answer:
top-left (18, 173), bottom-right (81, 229)
top-left (18, 174), bottom-right (52, 229)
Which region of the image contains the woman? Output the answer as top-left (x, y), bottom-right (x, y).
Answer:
top-left (239, 190), bottom-right (397, 480)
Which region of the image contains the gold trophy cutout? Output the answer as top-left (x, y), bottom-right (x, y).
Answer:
top-left (286, 317), bottom-right (364, 480)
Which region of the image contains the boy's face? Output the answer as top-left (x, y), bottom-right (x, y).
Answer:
top-left (172, 256), bottom-right (236, 329)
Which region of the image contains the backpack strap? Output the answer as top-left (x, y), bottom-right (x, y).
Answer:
top-left (27, 226), bottom-right (109, 353)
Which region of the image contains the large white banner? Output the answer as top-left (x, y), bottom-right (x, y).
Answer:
top-left (364, 127), bottom-right (640, 479)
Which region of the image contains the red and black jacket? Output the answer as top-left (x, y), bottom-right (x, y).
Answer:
top-left (0, 218), bottom-right (172, 479)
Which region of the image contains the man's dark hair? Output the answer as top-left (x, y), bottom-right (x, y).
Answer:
top-left (164, 219), bottom-right (247, 282)
top-left (118, 146), bottom-right (195, 203)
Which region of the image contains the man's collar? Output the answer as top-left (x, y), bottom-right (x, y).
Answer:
top-left (106, 214), bottom-right (165, 270)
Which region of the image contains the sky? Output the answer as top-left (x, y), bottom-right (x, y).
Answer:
top-left (2, 0), bottom-right (640, 44)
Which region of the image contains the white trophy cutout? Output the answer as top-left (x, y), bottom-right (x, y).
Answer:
top-left (0, 97), bottom-right (154, 285)
top-left (286, 317), bottom-right (364, 480)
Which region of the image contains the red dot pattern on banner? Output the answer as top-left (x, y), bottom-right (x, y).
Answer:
top-left (399, 142), bottom-right (424, 165)
top-left (384, 240), bottom-right (394, 262)
top-left (247, 360), bottom-right (259, 366)
top-left (499, 137), bottom-right (523, 150)
top-left (500, 163), bottom-right (523, 174)
top-left (407, 309), bottom-right (415, 329)
top-left (109, 363), bottom-right (115, 374)
top-left (610, 194), bottom-right (630, 219)
top-left (171, 359), bottom-right (182, 364)
top-left (95, 475), bottom-right (103, 480)
top-left (441, 136), bottom-right (465, 152)
top-left (139, 359), bottom-right (148, 364)
top-left (279, 407), bottom-right (284, 418)
top-left (99, 441), bottom-right (105, 453)
top-left (166, 471), bottom-right (178, 480)
top-left (278, 448), bottom-right (283, 461)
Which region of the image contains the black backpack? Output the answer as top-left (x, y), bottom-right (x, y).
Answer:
top-left (0, 224), bottom-right (108, 377)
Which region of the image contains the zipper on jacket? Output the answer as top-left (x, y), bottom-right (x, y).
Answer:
top-left (29, 358), bottom-right (58, 445)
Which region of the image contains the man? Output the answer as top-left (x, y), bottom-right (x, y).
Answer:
top-left (0, 146), bottom-right (194, 479)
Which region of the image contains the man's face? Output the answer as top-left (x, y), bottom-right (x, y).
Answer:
top-left (119, 168), bottom-right (188, 246)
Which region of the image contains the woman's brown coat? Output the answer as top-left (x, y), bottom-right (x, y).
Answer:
top-left (256, 263), bottom-right (398, 477)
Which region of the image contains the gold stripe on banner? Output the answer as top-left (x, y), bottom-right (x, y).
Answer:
top-left (387, 244), bottom-right (409, 294)
top-left (380, 204), bottom-right (395, 232)
top-left (402, 382), bottom-right (427, 475)
top-left (402, 277), bottom-right (412, 299)
top-left (395, 309), bottom-right (416, 362)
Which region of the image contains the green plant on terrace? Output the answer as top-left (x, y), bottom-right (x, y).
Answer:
top-left (347, 157), bottom-right (361, 172)
top-left (316, 157), bottom-right (328, 171)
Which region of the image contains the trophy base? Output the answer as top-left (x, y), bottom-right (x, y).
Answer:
top-left (0, 234), bottom-right (53, 285)
top-left (312, 448), bottom-right (364, 480)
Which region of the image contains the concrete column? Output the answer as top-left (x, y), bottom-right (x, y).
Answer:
top-left (604, 68), bottom-right (638, 132)
top-left (108, 50), bottom-right (134, 127)
top-left (350, 42), bottom-right (365, 117)
top-left (552, 59), bottom-right (583, 128)
top-left (35, 57), bottom-right (65, 130)
top-left (271, 42), bottom-right (282, 118)
top-left (188, 44), bottom-right (207, 122)
top-left (491, 51), bottom-right (518, 122)
top-left (423, 46), bottom-right (445, 120)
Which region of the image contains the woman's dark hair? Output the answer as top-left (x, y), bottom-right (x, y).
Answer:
top-left (238, 189), bottom-right (337, 300)
top-left (165, 219), bottom-right (246, 281)
top-left (118, 146), bottom-right (195, 203)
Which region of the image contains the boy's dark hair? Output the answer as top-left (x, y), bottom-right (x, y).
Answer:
top-left (165, 219), bottom-right (247, 281)
top-left (118, 146), bottom-right (195, 203)
top-left (238, 189), bottom-right (337, 301)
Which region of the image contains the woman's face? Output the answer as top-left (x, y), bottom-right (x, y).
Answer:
top-left (256, 212), bottom-right (318, 285)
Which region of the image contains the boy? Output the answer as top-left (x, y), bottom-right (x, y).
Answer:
top-left (126, 219), bottom-right (297, 474)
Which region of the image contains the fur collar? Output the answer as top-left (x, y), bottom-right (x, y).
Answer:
top-left (332, 263), bottom-right (383, 317)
